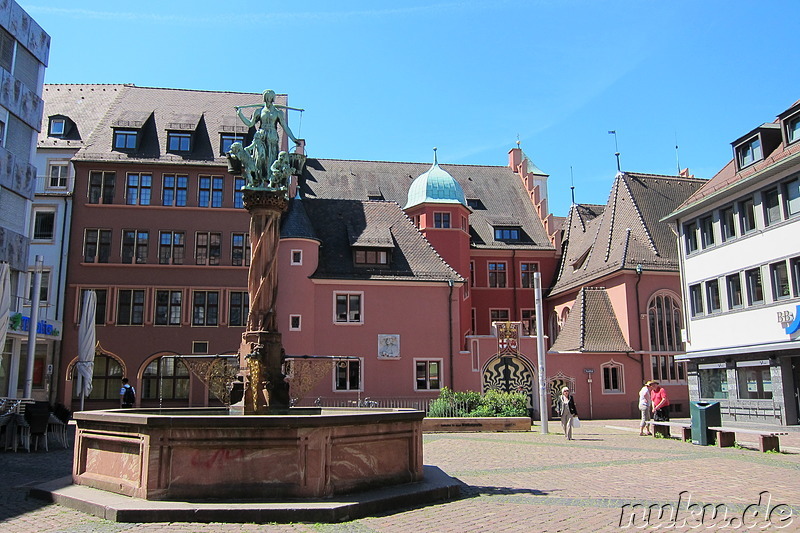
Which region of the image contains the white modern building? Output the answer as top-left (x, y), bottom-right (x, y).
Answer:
top-left (666, 99), bottom-right (800, 426)
top-left (0, 1), bottom-right (50, 398)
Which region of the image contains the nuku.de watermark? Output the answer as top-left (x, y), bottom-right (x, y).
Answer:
top-left (618, 491), bottom-right (793, 529)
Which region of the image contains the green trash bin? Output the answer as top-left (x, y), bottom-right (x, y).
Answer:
top-left (690, 401), bottom-right (721, 445)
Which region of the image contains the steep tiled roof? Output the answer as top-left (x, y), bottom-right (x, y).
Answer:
top-left (301, 198), bottom-right (463, 282)
top-left (69, 85), bottom-right (279, 165)
top-left (671, 102), bottom-right (800, 216)
top-left (300, 159), bottom-right (555, 251)
top-left (550, 172), bottom-right (706, 297)
top-left (38, 84), bottom-right (127, 149)
top-left (280, 196), bottom-right (319, 241)
top-left (549, 287), bottom-right (633, 353)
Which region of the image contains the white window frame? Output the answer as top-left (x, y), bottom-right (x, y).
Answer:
top-left (413, 358), bottom-right (442, 391)
top-left (31, 207), bottom-right (56, 242)
top-left (291, 249), bottom-right (303, 266)
top-left (333, 291), bottom-right (363, 325)
top-left (600, 360), bottom-right (625, 394)
top-left (333, 358), bottom-right (363, 392)
top-left (27, 268), bottom-right (51, 306)
top-left (46, 159), bottom-right (70, 189)
top-left (49, 117), bottom-right (65, 136)
top-left (289, 314), bottom-right (301, 331)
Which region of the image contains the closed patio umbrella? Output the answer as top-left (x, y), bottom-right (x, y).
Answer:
top-left (0, 263), bottom-right (10, 370)
top-left (77, 290), bottom-right (97, 411)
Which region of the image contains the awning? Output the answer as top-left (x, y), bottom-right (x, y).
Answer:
top-left (676, 339), bottom-right (800, 360)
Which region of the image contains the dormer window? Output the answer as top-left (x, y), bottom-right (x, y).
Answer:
top-left (467, 198), bottom-right (485, 210)
top-left (114, 129), bottom-right (138, 150)
top-left (736, 137), bottom-right (762, 168)
top-left (168, 131), bottom-right (192, 153)
top-left (786, 114), bottom-right (800, 144)
top-left (354, 248), bottom-right (389, 266)
top-left (49, 118), bottom-right (65, 136)
top-left (494, 226), bottom-right (522, 241)
top-left (220, 133), bottom-right (245, 155)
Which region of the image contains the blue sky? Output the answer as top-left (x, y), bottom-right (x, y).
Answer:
top-left (23, 0), bottom-right (800, 216)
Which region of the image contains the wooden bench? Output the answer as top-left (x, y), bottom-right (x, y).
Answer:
top-left (708, 426), bottom-right (789, 453)
top-left (651, 421), bottom-right (691, 441)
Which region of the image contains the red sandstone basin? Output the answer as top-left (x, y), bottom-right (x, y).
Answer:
top-left (72, 407), bottom-right (424, 500)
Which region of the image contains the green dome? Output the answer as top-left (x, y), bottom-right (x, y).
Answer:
top-left (404, 149), bottom-right (467, 209)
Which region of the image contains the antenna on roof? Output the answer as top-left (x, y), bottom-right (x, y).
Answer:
top-left (608, 130), bottom-right (621, 172)
top-left (674, 131), bottom-right (681, 175)
top-left (570, 166), bottom-right (576, 205)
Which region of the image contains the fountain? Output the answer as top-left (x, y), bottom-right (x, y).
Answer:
top-left (40, 91), bottom-right (458, 523)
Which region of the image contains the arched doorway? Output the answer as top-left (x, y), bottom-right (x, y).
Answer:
top-left (482, 354), bottom-right (536, 416)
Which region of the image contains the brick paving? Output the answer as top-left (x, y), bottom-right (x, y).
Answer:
top-left (1, 420), bottom-right (799, 532)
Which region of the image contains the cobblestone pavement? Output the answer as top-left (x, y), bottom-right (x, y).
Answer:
top-left (1, 420), bottom-right (799, 532)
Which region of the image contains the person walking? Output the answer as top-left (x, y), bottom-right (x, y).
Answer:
top-left (638, 381), bottom-right (654, 436)
top-left (120, 377), bottom-right (136, 408)
top-left (558, 386), bottom-right (578, 440)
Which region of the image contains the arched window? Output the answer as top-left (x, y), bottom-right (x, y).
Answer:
top-left (549, 310), bottom-right (560, 345)
top-left (560, 307), bottom-right (570, 326)
top-left (71, 353), bottom-right (123, 400)
top-left (142, 355), bottom-right (189, 401)
top-left (601, 360), bottom-right (624, 394)
top-left (648, 292), bottom-right (683, 352)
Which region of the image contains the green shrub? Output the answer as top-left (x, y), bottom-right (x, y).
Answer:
top-left (427, 387), bottom-right (527, 417)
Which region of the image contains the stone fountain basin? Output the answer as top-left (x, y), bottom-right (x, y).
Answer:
top-left (72, 407), bottom-right (424, 501)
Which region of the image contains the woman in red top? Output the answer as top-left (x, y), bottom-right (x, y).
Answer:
top-left (650, 381), bottom-right (669, 422)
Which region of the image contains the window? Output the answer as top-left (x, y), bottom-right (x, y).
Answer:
top-left (763, 188), bottom-right (781, 226)
top-left (142, 356), bottom-right (189, 401)
top-left (47, 161), bottom-right (69, 188)
top-left (83, 229), bottom-right (112, 263)
top-left (785, 177), bottom-right (800, 217)
top-left (689, 284), bottom-right (703, 317)
top-left (469, 261), bottom-right (475, 287)
top-left (601, 361), bottom-right (624, 393)
top-left (195, 232), bottom-right (222, 265)
top-left (737, 365), bottom-right (772, 400)
top-left (291, 250), bottom-right (302, 265)
top-left (49, 118), bottom-right (65, 136)
top-left (116, 289), bottom-right (145, 325)
top-left (745, 268), bottom-right (764, 305)
top-left (726, 273), bottom-right (743, 309)
top-left (33, 210), bottom-right (55, 240)
top-left (234, 177), bottom-right (245, 208)
top-left (289, 314), bottom-right (301, 331)
top-left (113, 129), bottom-right (138, 150)
top-left (549, 310), bottom-right (560, 345)
top-left (488, 262), bottom-right (507, 288)
top-left (28, 270), bottom-right (50, 304)
top-left (232, 233), bottom-right (250, 266)
top-left (415, 360), bottom-right (441, 390)
top-left (739, 198), bottom-right (756, 234)
top-left (158, 231), bottom-right (185, 265)
top-left (221, 133), bottom-right (245, 155)
top-left (354, 249), bottom-right (388, 265)
top-left (494, 226), bottom-right (521, 241)
top-left (433, 212), bottom-right (450, 228)
top-left (705, 279), bottom-right (721, 313)
top-left (684, 221), bottom-right (698, 253)
top-left (229, 291), bottom-right (249, 327)
top-left (334, 359), bottom-right (361, 391)
top-left (736, 137), bottom-right (762, 168)
top-left (80, 288), bottom-right (108, 325)
top-left (651, 355), bottom-right (686, 383)
top-left (770, 261), bottom-right (790, 300)
top-left (490, 309), bottom-right (509, 323)
top-left (699, 216), bottom-right (714, 248)
top-left (698, 367), bottom-right (728, 399)
top-left (647, 293), bottom-right (682, 352)
top-left (155, 290), bottom-right (182, 326)
top-left (192, 341), bottom-right (209, 354)
top-left (720, 205), bottom-right (736, 242)
top-left (121, 230), bottom-right (149, 264)
top-left (199, 176), bottom-right (224, 208)
top-left (192, 291), bottom-right (219, 326)
top-left (335, 292), bottom-right (362, 323)
top-left (521, 309), bottom-right (536, 336)
top-left (125, 173), bottom-right (152, 205)
top-left (167, 132), bottom-right (191, 152)
top-left (791, 256), bottom-right (800, 297)
top-left (162, 174), bottom-right (188, 206)
top-left (71, 354), bottom-right (122, 400)
top-left (787, 114), bottom-right (800, 144)
top-left (0, 27), bottom-right (14, 72)
top-left (520, 263), bottom-right (537, 288)
top-left (88, 171), bottom-right (115, 204)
